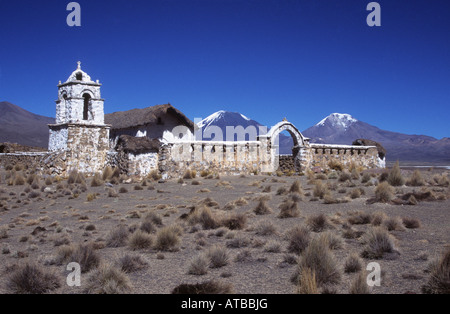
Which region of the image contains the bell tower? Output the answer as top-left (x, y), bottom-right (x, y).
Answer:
top-left (49, 62), bottom-right (110, 174)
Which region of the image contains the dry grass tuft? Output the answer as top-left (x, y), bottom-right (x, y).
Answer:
top-left (254, 199), bottom-right (272, 215)
top-left (361, 227), bottom-right (396, 259)
top-left (406, 170), bottom-right (425, 186)
top-left (402, 217), bottom-right (421, 229)
top-left (375, 182), bottom-right (395, 203)
top-left (155, 225), bottom-right (181, 251)
top-left (7, 263), bottom-right (60, 294)
top-left (206, 245), bottom-right (230, 268)
top-left (296, 267), bottom-right (319, 294)
top-left (289, 180), bottom-right (304, 194)
top-left (292, 235), bottom-right (341, 286)
top-left (106, 225), bottom-right (130, 248)
top-left (90, 173), bottom-right (104, 187)
top-left (84, 264), bottom-right (132, 294)
top-left (128, 230), bottom-right (154, 250)
top-left (313, 181), bottom-right (329, 199)
top-left (306, 214), bottom-right (333, 232)
top-left (387, 161), bottom-right (405, 186)
top-left (349, 272), bottom-right (371, 294)
top-left (255, 221), bottom-right (277, 236)
top-left (222, 213), bottom-right (247, 230)
top-left (118, 254), bottom-right (148, 273)
top-left (287, 226), bottom-right (311, 255)
top-left (278, 198), bottom-right (300, 218)
top-left (422, 247), bottom-right (450, 294)
top-left (188, 254), bottom-right (210, 275)
top-left (344, 253), bottom-right (363, 273)
top-left (172, 280), bottom-right (233, 294)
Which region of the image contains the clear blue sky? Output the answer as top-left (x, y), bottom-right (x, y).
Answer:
top-left (0, 0), bottom-right (449, 138)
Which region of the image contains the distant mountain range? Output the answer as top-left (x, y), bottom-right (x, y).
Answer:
top-left (1, 101), bottom-right (449, 164)
top-left (0, 102), bottom-right (55, 148)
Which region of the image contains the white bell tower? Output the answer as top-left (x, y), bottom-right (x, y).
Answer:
top-left (48, 62), bottom-right (110, 174)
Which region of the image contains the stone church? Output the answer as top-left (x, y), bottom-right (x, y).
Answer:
top-left (0, 62), bottom-right (384, 177)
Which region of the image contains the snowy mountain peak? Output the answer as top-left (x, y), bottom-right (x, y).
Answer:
top-left (316, 113), bottom-right (358, 129)
top-left (197, 110), bottom-right (252, 128)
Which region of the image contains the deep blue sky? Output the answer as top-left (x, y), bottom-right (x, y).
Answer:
top-left (0, 0), bottom-right (449, 138)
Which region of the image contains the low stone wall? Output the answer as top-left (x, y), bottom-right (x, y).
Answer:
top-left (162, 141), bottom-right (271, 177)
top-left (0, 151), bottom-right (67, 175)
top-left (309, 144), bottom-right (381, 170)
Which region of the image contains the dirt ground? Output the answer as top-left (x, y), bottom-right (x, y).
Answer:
top-left (0, 166), bottom-right (448, 294)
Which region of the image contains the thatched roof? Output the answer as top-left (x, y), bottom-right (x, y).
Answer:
top-left (105, 104), bottom-right (194, 130)
top-left (116, 135), bottom-right (160, 154)
top-left (352, 138), bottom-right (386, 159)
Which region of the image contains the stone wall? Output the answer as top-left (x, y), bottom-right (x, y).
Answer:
top-left (0, 151), bottom-right (67, 175)
top-left (64, 124), bottom-right (110, 175)
top-left (309, 144), bottom-right (381, 170)
top-left (161, 141), bottom-right (271, 177)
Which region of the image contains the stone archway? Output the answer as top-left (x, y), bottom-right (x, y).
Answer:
top-left (261, 120), bottom-right (309, 172)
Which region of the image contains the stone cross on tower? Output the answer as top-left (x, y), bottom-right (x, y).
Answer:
top-left (77, 61), bottom-right (81, 70)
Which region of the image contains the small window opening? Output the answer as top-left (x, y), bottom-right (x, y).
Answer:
top-left (83, 93), bottom-right (91, 120)
top-left (76, 72), bottom-right (83, 81)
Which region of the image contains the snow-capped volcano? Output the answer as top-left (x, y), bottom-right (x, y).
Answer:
top-left (316, 113), bottom-right (358, 130)
top-left (197, 110), bottom-right (250, 129)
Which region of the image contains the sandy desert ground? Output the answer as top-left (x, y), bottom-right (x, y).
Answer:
top-left (0, 164), bottom-right (448, 294)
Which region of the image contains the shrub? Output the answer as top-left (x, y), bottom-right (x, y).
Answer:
top-left (14, 174), bottom-right (26, 186)
top-left (406, 170), bottom-right (425, 186)
top-left (287, 226), bottom-right (311, 254)
top-left (255, 221), bottom-right (277, 236)
top-left (118, 254), bottom-right (148, 273)
top-left (84, 264), bottom-right (132, 294)
top-left (422, 247), bottom-right (450, 294)
top-left (226, 235), bottom-right (250, 248)
top-left (87, 193), bottom-right (96, 202)
top-left (328, 160), bottom-right (343, 171)
top-left (0, 226), bottom-right (8, 239)
top-left (313, 181), bottom-right (329, 199)
top-left (320, 231), bottom-right (343, 250)
top-left (140, 220), bottom-right (156, 234)
top-left (56, 243), bottom-right (101, 273)
top-left (371, 211), bottom-right (387, 226)
top-left (350, 188), bottom-right (361, 199)
top-left (222, 213), bottom-right (247, 230)
top-left (296, 268), bottom-right (319, 294)
top-left (292, 235), bottom-right (341, 286)
top-left (361, 172), bottom-right (371, 184)
top-left (183, 170), bottom-right (196, 180)
top-left (7, 263), bottom-right (60, 294)
top-left (383, 217), bottom-right (405, 231)
top-left (148, 170), bottom-right (162, 181)
top-left (338, 171), bottom-right (352, 182)
top-left (188, 254), bottom-right (210, 275)
top-left (155, 225), bottom-right (181, 251)
top-left (119, 187), bottom-right (128, 193)
top-left (402, 217), bottom-right (421, 229)
top-left (107, 188), bottom-right (118, 197)
top-left (144, 212), bottom-right (163, 226)
top-left (189, 207), bottom-right (220, 230)
top-left (106, 226), bottom-right (130, 248)
top-left (254, 199), bottom-right (272, 215)
top-left (172, 280), bottom-right (233, 294)
top-left (348, 211), bottom-right (373, 225)
top-left (102, 166), bottom-right (113, 181)
top-left (289, 180), bottom-right (303, 194)
top-left (276, 186), bottom-right (288, 196)
top-left (90, 173), bottom-right (104, 187)
top-left (344, 253), bottom-right (363, 273)
top-left (387, 161), bottom-right (405, 186)
top-left (206, 245), bottom-right (230, 268)
top-left (265, 240), bottom-right (282, 253)
top-left (306, 214), bottom-right (333, 232)
top-left (278, 199), bottom-right (300, 218)
top-left (361, 227), bottom-right (396, 259)
top-left (375, 182), bottom-right (394, 203)
top-left (128, 230), bottom-right (153, 250)
top-left (349, 272), bottom-right (371, 294)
